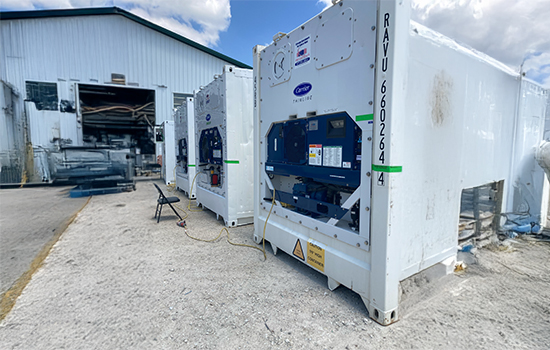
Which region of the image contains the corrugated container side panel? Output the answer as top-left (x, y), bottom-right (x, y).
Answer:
top-left (509, 81), bottom-right (548, 214)
top-left (397, 28), bottom-right (521, 278)
top-left (460, 70), bottom-right (517, 184)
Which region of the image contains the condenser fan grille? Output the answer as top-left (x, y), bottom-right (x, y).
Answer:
top-left (284, 123), bottom-right (307, 164)
top-left (200, 133), bottom-right (209, 163)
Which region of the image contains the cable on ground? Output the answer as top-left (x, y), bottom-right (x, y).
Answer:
top-left (187, 171), bottom-right (203, 212)
top-left (159, 170), bottom-right (274, 259)
top-left (179, 187), bottom-right (276, 261)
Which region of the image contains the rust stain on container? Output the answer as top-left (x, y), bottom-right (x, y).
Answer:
top-left (431, 71), bottom-right (453, 127)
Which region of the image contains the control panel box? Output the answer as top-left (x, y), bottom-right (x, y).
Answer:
top-left (195, 66), bottom-right (254, 227)
top-left (175, 97), bottom-right (197, 198)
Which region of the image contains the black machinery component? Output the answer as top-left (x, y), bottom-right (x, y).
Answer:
top-left (266, 112), bottom-right (361, 187)
top-left (284, 119), bottom-right (308, 164)
top-left (265, 112), bottom-right (362, 224)
top-left (349, 200), bottom-right (360, 231)
top-left (177, 138), bottom-right (188, 173)
top-left (199, 127), bottom-right (223, 165)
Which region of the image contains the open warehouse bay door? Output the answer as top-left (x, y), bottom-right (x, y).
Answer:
top-left (52, 84), bottom-right (157, 184)
top-left (50, 83), bottom-right (156, 187)
top-left (79, 84), bottom-right (156, 172)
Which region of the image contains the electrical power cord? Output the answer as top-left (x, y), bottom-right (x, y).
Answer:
top-left (182, 190), bottom-right (276, 261)
top-left (158, 169), bottom-right (275, 260)
top-left (164, 165), bottom-right (190, 223)
top-left (166, 165), bottom-right (178, 192)
top-left (187, 171), bottom-right (203, 212)
top-left (81, 101), bottom-right (154, 115)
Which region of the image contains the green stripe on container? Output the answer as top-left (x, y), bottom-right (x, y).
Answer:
top-left (356, 114), bottom-right (374, 122)
top-left (372, 164), bottom-right (403, 173)
top-left (224, 160), bottom-right (240, 164)
top-left (188, 164), bottom-right (196, 167)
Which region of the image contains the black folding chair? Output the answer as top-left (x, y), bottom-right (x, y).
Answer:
top-left (153, 183), bottom-right (182, 223)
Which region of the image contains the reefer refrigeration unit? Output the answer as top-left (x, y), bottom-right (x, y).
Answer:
top-left (195, 66), bottom-right (254, 227)
top-left (253, 0), bottom-right (548, 325)
top-left (175, 97), bottom-right (197, 198)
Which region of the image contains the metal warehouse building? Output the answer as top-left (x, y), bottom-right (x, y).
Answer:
top-left (0, 7), bottom-right (250, 184)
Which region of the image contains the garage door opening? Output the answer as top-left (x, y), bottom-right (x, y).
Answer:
top-left (79, 84), bottom-right (156, 160)
top-left (52, 84), bottom-right (157, 185)
top-left (79, 83), bottom-right (160, 178)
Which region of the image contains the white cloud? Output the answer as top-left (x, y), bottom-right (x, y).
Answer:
top-left (317, 0), bottom-right (332, 10)
top-left (0, 0), bottom-right (72, 9)
top-left (0, 0), bottom-right (231, 48)
top-left (115, 0), bottom-right (230, 47)
top-left (411, 0), bottom-right (550, 87)
top-left (2, 0), bottom-right (548, 87)
top-left (523, 52), bottom-right (550, 87)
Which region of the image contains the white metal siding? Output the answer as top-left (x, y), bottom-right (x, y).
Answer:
top-left (0, 14), bottom-right (238, 124)
top-left (0, 13), bottom-right (242, 181)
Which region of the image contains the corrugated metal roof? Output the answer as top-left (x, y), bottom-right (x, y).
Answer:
top-left (0, 7), bottom-right (251, 69)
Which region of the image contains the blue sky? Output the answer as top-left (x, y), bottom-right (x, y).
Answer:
top-left (1, 0), bottom-right (549, 87)
top-left (216, 0), bottom-right (328, 66)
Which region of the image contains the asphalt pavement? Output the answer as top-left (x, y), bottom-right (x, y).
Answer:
top-left (0, 186), bottom-right (89, 297)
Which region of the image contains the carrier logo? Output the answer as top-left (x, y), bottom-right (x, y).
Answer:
top-left (206, 113), bottom-right (211, 121)
top-left (293, 82), bottom-right (312, 97)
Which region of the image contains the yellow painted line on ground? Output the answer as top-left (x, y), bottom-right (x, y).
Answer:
top-left (0, 196), bottom-right (91, 321)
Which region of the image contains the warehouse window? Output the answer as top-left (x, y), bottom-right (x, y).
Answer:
top-left (173, 92), bottom-right (193, 109)
top-left (26, 81), bottom-right (58, 111)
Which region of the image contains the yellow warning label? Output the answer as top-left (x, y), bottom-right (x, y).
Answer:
top-left (307, 241), bottom-right (325, 272)
top-left (293, 240), bottom-right (305, 261)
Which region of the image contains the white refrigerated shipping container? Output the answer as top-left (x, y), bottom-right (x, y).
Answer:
top-left (195, 66), bottom-right (254, 227)
top-left (253, 0), bottom-right (548, 325)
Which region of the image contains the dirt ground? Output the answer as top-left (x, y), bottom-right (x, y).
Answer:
top-left (0, 180), bottom-right (549, 349)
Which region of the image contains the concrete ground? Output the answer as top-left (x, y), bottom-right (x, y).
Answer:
top-left (0, 180), bottom-right (549, 349)
top-left (0, 186), bottom-right (89, 297)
